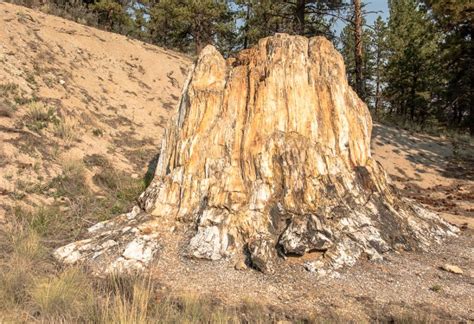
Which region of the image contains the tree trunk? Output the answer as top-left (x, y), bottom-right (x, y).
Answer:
top-left (353, 0), bottom-right (364, 99)
top-left (295, 0), bottom-right (306, 35)
top-left (374, 49), bottom-right (382, 116)
top-left (194, 18), bottom-right (205, 54)
top-left (410, 73), bottom-right (417, 121)
top-left (470, 29), bottom-right (474, 136)
top-left (243, 3), bottom-right (251, 49)
top-left (470, 93), bottom-right (474, 136)
top-left (374, 78), bottom-right (380, 116)
top-left (54, 34), bottom-right (457, 275)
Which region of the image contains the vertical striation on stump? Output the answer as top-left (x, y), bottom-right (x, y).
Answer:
top-left (55, 34), bottom-right (457, 274)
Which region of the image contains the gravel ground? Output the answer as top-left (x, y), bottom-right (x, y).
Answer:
top-left (150, 224), bottom-right (473, 322)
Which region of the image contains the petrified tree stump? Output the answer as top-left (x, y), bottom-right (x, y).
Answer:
top-left (55, 34), bottom-right (457, 274)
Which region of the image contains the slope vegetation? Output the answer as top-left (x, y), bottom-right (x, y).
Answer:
top-left (0, 2), bottom-right (190, 221)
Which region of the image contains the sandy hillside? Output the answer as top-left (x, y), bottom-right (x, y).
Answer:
top-left (372, 123), bottom-right (474, 230)
top-left (0, 2), bottom-right (191, 220)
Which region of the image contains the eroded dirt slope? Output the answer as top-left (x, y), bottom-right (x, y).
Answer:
top-left (0, 2), bottom-right (191, 220)
top-left (372, 124), bottom-right (474, 230)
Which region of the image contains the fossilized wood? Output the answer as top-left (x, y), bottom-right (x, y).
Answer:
top-left (55, 34), bottom-right (457, 274)
top-left (54, 206), bottom-right (160, 273)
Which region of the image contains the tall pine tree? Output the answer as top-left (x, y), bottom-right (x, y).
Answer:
top-left (370, 16), bottom-right (388, 116)
top-left (148, 0), bottom-right (235, 54)
top-left (233, 0), bottom-right (346, 49)
top-left (421, 0), bottom-right (474, 134)
top-left (340, 16), bottom-right (373, 104)
top-left (385, 0), bottom-right (440, 123)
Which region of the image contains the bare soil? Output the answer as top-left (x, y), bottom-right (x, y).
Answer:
top-left (0, 2), bottom-right (190, 222)
top-left (372, 124), bottom-right (474, 230)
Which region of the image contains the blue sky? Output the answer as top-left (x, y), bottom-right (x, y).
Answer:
top-left (334, 0), bottom-right (389, 35)
top-left (363, 0), bottom-right (389, 24)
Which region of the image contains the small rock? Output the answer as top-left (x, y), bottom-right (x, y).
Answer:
top-left (440, 264), bottom-right (463, 275)
top-left (59, 206), bottom-right (70, 212)
top-left (131, 173), bottom-right (139, 179)
top-left (304, 260), bottom-right (324, 273)
top-left (59, 79), bottom-right (65, 85)
top-left (234, 259), bottom-right (247, 271)
top-left (329, 271), bottom-right (341, 279)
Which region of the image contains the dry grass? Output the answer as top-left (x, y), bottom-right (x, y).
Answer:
top-left (0, 181), bottom-right (428, 323)
top-left (99, 274), bottom-right (154, 324)
top-left (0, 101), bottom-right (15, 117)
top-left (0, 222), bottom-right (46, 320)
top-left (24, 101), bottom-right (57, 131)
top-left (50, 160), bottom-right (89, 197)
top-left (0, 158), bottom-right (439, 323)
top-left (0, 203), bottom-right (273, 323)
top-left (84, 153), bottom-right (110, 167)
top-left (53, 116), bottom-right (78, 147)
top-left (14, 205), bottom-right (62, 237)
top-left (30, 268), bottom-right (95, 321)
top-left (0, 82), bottom-right (19, 96)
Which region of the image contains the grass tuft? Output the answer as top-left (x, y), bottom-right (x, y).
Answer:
top-left (30, 268), bottom-right (95, 321)
top-left (0, 101), bottom-right (15, 117)
top-left (50, 160), bottom-right (89, 198)
top-left (99, 274), bottom-right (154, 324)
top-left (25, 101), bottom-right (57, 131)
top-left (53, 117), bottom-right (78, 147)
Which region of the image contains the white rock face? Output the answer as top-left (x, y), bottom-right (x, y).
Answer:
top-left (53, 208), bottom-right (159, 274)
top-left (54, 34), bottom-right (458, 274)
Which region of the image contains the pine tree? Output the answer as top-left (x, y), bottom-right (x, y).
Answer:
top-left (91, 0), bottom-right (132, 33)
top-left (353, 0), bottom-right (363, 98)
top-left (233, 0), bottom-right (346, 49)
top-left (288, 0), bottom-right (347, 37)
top-left (421, 0), bottom-right (474, 134)
top-left (340, 16), bottom-right (373, 104)
top-left (371, 16), bottom-right (388, 116)
top-left (385, 0), bottom-right (440, 123)
top-left (148, 0), bottom-right (235, 54)
top-left (233, 0), bottom-right (284, 49)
